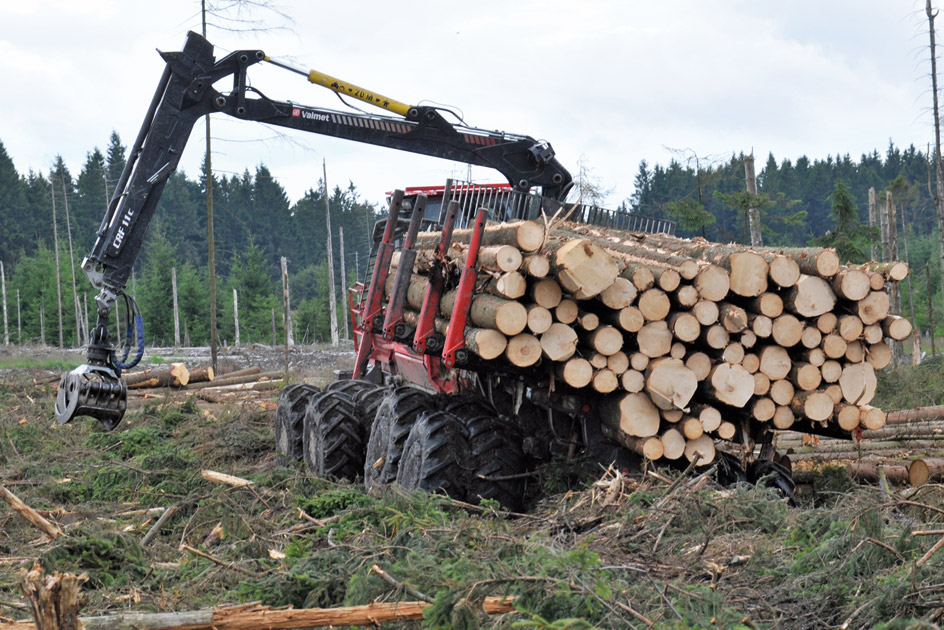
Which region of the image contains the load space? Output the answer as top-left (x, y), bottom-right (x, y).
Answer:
top-left (278, 189), bottom-right (912, 508)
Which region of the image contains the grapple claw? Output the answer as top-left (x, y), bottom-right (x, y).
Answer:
top-left (55, 364), bottom-right (127, 431)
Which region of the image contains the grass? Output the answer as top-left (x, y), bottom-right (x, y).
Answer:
top-left (2, 360), bottom-right (944, 628)
top-left (0, 357), bottom-right (80, 371)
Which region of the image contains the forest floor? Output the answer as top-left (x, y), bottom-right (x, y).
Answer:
top-left (1, 345), bottom-right (944, 629)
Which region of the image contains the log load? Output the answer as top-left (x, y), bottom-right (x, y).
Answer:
top-left (381, 217), bottom-right (910, 465)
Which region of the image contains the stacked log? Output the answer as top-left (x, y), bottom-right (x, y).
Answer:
top-left (385, 218), bottom-right (911, 465)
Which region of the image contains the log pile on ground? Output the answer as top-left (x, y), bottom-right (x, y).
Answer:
top-left (390, 218), bottom-right (912, 464)
top-left (779, 407), bottom-right (944, 486)
top-left (120, 365), bottom-right (285, 406)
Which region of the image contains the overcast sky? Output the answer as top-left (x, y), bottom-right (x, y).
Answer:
top-left (1, 1), bottom-right (937, 211)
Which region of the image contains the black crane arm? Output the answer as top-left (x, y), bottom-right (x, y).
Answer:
top-left (56, 30), bottom-right (572, 428)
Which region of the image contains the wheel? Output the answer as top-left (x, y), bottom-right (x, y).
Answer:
top-left (364, 387), bottom-right (434, 490)
top-left (303, 389), bottom-right (364, 481)
top-left (444, 397), bottom-right (527, 511)
top-left (275, 384), bottom-right (320, 463)
top-left (396, 409), bottom-right (469, 500)
top-left (327, 379), bottom-right (387, 430)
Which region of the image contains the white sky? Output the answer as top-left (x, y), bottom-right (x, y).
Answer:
top-left (0, 1), bottom-right (937, 210)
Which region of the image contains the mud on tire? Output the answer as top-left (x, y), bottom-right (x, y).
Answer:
top-left (275, 384), bottom-right (321, 463)
top-left (364, 387), bottom-right (434, 490)
top-left (303, 389), bottom-right (364, 481)
top-left (396, 409), bottom-right (469, 500)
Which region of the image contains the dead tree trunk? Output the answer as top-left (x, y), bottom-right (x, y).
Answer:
top-left (50, 179), bottom-right (64, 349)
top-left (745, 152), bottom-right (763, 247)
top-left (927, 1), bottom-right (944, 331)
top-left (59, 176), bottom-right (82, 347)
top-left (324, 161), bottom-right (339, 347)
top-left (1, 260), bottom-right (8, 345)
top-left (232, 288), bottom-right (240, 347)
top-left (172, 267), bottom-right (180, 349)
top-left (869, 187), bottom-right (878, 261)
top-left (339, 226), bottom-right (349, 340)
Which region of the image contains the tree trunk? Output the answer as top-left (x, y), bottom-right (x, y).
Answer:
top-left (745, 152), bottom-right (763, 246)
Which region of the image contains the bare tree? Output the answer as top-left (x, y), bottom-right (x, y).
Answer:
top-left (744, 153), bottom-right (762, 247)
top-left (568, 155), bottom-right (614, 207)
top-left (50, 178), bottom-right (64, 349)
top-left (926, 1), bottom-right (944, 322)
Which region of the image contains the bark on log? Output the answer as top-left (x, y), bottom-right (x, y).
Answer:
top-left (4, 598), bottom-right (517, 630)
top-left (600, 424), bottom-right (663, 459)
top-left (125, 364), bottom-right (190, 389)
top-left (521, 253), bottom-right (550, 278)
top-left (465, 328), bottom-right (508, 360)
top-left (883, 315), bottom-right (913, 341)
top-left (477, 245), bottom-right (524, 272)
top-left (187, 371), bottom-right (285, 390)
top-left (600, 392), bottom-right (661, 437)
top-left (415, 219), bottom-right (544, 251)
top-left (486, 272), bottom-right (527, 300)
top-left (791, 390), bottom-right (834, 422)
top-left (188, 366), bottom-right (215, 384)
top-left (441, 291), bottom-right (527, 336)
top-left (0, 485), bottom-right (64, 539)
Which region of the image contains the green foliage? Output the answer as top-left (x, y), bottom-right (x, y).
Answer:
top-left (40, 527), bottom-right (147, 588)
top-left (812, 179), bottom-right (879, 263)
top-left (665, 197), bottom-right (715, 234)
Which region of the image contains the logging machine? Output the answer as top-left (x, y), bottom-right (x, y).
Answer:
top-left (57, 32), bottom-right (787, 510)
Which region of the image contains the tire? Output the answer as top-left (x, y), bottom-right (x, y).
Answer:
top-left (275, 384), bottom-right (321, 463)
top-left (396, 409), bottom-right (470, 500)
top-left (327, 380), bottom-right (386, 430)
top-left (444, 397), bottom-right (527, 511)
top-left (364, 387), bottom-right (433, 490)
top-left (303, 389), bottom-right (364, 481)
